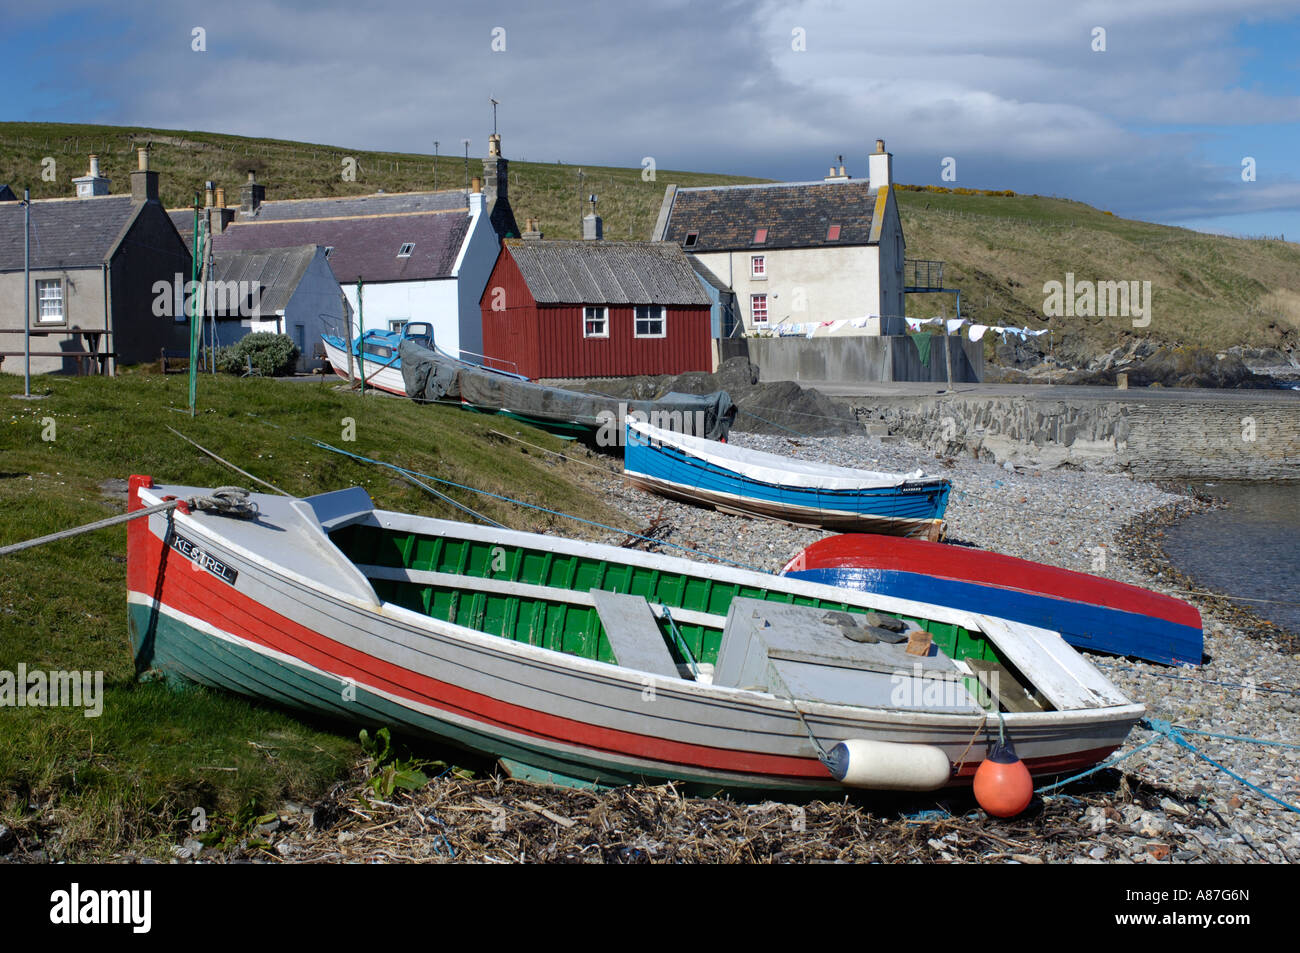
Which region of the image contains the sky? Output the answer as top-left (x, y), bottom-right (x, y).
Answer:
top-left (2, 0), bottom-right (1298, 239)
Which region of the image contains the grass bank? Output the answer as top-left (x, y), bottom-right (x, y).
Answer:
top-left (0, 369), bottom-right (627, 858)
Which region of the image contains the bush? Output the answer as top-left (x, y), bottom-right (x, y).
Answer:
top-left (215, 332), bottom-right (300, 377)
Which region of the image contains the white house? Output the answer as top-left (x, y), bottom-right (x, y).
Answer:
top-left (653, 140), bottom-right (907, 337)
top-left (209, 135), bottom-right (518, 360)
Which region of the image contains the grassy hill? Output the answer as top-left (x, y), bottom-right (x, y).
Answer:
top-left (4, 121), bottom-right (1298, 360)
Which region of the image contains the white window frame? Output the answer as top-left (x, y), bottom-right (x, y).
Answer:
top-left (36, 278), bottom-right (65, 324)
top-left (750, 255), bottom-right (766, 279)
top-left (397, 242), bottom-right (415, 257)
top-left (388, 319), bottom-right (410, 333)
top-left (634, 305), bottom-right (666, 339)
top-left (583, 306), bottom-right (609, 339)
top-left (750, 293), bottom-right (768, 326)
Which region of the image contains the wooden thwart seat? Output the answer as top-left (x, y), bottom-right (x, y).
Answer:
top-left (590, 589), bottom-right (680, 678)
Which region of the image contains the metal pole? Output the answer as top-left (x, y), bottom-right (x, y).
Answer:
top-left (188, 195), bottom-right (200, 415)
top-left (433, 141), bottom-right (439, 190)
top-left (356, 277), bottom-right (364, 397)
top-left (23, 189), bottom-right (30, 398)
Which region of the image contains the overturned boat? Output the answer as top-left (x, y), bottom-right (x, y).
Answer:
top-left (783, 534), bottom-right (1204, 667)
top-left (126, 477), bottom-right (1142, 794)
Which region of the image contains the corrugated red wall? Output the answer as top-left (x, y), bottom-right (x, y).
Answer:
top-left (480, 246), bottom-right (713, 380)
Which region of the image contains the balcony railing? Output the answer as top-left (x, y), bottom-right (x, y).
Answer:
top-left (904, 259), bottom-right (945, 291)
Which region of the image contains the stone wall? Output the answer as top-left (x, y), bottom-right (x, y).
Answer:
top-left (742, 334), bottom-right (983, 385)
top-left (853, 392), bottom-right (1300, 479)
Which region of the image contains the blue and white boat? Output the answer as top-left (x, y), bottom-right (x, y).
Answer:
top-left (623, 420), bottom-right (951, 538)
top-left (322, 321), bottom-right (523, 395)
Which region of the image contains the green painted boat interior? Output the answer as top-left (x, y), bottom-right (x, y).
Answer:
top-left (329, 524), bottom-right (1016, 689)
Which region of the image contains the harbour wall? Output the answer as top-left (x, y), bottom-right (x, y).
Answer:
top-left (720, 334), bottom-right (984, 385)
top-left (848, 390), bottom-right (1300, 480)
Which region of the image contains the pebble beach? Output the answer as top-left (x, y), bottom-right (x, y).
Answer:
top-left (586, 429), bottom-right (1300, 863)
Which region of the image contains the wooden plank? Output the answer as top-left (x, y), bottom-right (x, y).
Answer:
top-left (590, 589), bottom-right (680, 678)
top-left (965, 658), bottom-right (1048, 714)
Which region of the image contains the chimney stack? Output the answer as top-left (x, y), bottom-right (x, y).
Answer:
top-left (867, 138), bottom-right (892, 190)
top-left (73, 154), bottom-right (111, 197)
top-left (823, 154), bottom-right (851, 182)
top-left (129, 145), bottom-right (159, 203)
top-left (582, 195), bottom-right (602, 240)
top-left (240, 169), bottom-right (265, 213)
top-left (210, 185), bottom-right (235, 234)
top-left (522, 217), bottom-right (543, 240)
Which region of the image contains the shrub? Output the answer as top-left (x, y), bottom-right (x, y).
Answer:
top-left (215, 332), bottom-right (300, 377)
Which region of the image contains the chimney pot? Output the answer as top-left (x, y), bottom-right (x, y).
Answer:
top-left (89, 155), bottom-right (100, 176)
top-left (214, 186), bottom-right (226, 207)
top-left (471, 175), bottom-right (482, 193)
top-left (204, 181), bottom-right (215, 207)
top-left (488, 134), bottom-right (501, 157)
top-left (876, 139), bottom-right (886, 154)
top-left (137, 147), bottom-right (150, 171)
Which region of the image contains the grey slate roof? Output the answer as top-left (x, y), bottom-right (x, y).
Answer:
top-left (505, 240), bottom-right (712, 306)
top-left (242, 190), bottom-right (468, 222)
top-left (662, 180), bottom-right (878, 252)
top-left (213, 210), bottom-right (469, 283)
top-left (0, 195), bottom-right (139, 272)
top-left (207, 245), bottom-right (320, 315)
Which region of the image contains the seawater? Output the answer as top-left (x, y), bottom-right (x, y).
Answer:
top-left (1161, 482), bottom-right (1300, 637)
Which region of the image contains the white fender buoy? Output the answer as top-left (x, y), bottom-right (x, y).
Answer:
top-left (827, 739), bottom-right (952, 791)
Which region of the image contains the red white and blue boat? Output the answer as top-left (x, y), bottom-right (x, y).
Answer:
top-left (125, 476), bottom-right (1142, 794)
top-left (623, 420), bottom-right (951, 538)
top-left (782, 535), bottom-right (1203, 667)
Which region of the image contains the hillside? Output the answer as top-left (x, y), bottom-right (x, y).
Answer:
top-left (3, 121), bottom-right (1298, 362)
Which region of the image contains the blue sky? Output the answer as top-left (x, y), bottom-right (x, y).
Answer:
top-left (2, 0), bottom-right (1298, 239)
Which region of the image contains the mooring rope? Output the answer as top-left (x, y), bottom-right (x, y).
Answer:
top-left (1036, 717), bottom-right (1300, 815)
top-left (0, 486), bottom-right (257, 558)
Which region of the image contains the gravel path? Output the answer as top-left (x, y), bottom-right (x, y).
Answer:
top-left (591, 430), bottom-right (1300, 863)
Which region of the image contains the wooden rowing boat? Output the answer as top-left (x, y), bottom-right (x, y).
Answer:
top-left (782, 535), bottom-right (1203, 667)
top-left (126, 477), bottom-right (1143, 794)
top-left (623, 420), bottom-right (951, 538)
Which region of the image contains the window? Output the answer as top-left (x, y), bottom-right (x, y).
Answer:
top-left (826, 224), bottom-right (841, 241)
top-left (388, 319), bottom-right (409, 332)
top-left (583, 306), bottom-right (608, 338)
top-left (750, 255), bottom-right (766, 279)
top-left (634, 305), bottom-right (665, 338)
top-left (36, 279), bottom-right (64, 323)
top-left (683, 231), bottom-right (699, 249)
top-left (324, 246), bottom-right (335, 259)
top-left (750, 293), bottom-right (768, 325)
top-left (753, 227), bottom-right (768, 244)
top-left (397, 243), bottom-right (415, 257)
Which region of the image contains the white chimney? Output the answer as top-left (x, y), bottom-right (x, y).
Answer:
top-left (867, 138), bottom-right (892, 190)
top-left (73, 154), bottom-right (111, 197)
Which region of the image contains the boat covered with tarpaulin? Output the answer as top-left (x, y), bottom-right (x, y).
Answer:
top-left (399, 339), bottom-right (735, 441)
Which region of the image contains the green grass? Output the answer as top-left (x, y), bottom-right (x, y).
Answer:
top-left (4, 120), bottom-right (1298, 359)
top-left (0, 368), bottom-right (629, 858)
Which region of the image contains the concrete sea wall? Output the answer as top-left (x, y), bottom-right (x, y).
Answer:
top-left (851, 391), bottom-right (1300, 479)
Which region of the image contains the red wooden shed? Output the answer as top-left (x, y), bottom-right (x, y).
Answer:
top-left (480, 239), bottom-right (713, 379)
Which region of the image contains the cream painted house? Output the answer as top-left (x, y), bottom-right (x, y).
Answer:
top-left (652, 140), bottom-right (906, 337)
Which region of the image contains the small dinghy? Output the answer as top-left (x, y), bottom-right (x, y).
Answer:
top-left (623, 420), bottom-right (951, 538)
top-left (782, 535), bottom-right (1203, 667)
top-left (127, 477), bottom-right (1142, 794)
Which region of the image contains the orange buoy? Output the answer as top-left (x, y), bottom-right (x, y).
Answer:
top-left (973, 739), bottom-right (1034, 818)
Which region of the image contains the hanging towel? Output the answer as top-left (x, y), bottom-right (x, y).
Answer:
top-left (910, 332), bottom-right (932, 367)
top-left (946, 318), bottom-right (966, 335)
top-left (968, 324), bottom-right (988, 342)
